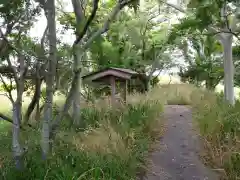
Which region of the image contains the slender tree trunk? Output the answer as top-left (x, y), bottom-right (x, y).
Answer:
top-left (12, 69), bottom-right (25, 169)
top-left (71, 0), bottom-right (85, 126)
top-left (146, 78), bottom-right (151, 91)
top-left (24, 78), bottom-right (42, 123)
top-left (42, 0), bottom-right (57, 159)
top-left (11, 50), bottom-right (25, 170)
top-left (50, 69), bottom-right (81, 138)
top-left (35, 100), bottom-right (41, 121)
top-left (72, 48), bottom-right (81, 126)
top-left (12, 101), bottom-right (23, 170)
top-left (205, 79), bottom-right (215, 90)
top-left (220, 34), bottom-right (235, 105)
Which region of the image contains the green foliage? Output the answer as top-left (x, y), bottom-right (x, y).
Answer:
top-left (0, 0), bottom-right (41, 30)
top-left (57, 2), bottom-right (173, 94)
top-left (0, 82), bottom-right (16, 92)
top-left (168, 0), bottom-right (240, 44)
top-left (89, 10), bottom-right (171, 75)
top-left (150, 76), bottom-right (159, 87)
top-left (0, 0), bottom-right (7, 4)
top-left (178, 36), bottom-right (224, 89)
top-left (58, 12), bottom-right (76, 31)
top-left (0, 0), bottom-right (25, 20)
top-left (127, 0), bottom-right (140, 13)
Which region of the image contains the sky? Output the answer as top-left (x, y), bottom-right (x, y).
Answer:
top-left (30, 0), bottom-right (74, 43)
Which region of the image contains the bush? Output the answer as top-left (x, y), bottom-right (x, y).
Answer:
top-left (0, 92), bottom-right (163, 180)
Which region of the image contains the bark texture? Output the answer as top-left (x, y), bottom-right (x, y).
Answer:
top-left (42, 0), bottom-right (57, 158)
top-left (220, 34), bottom-right (235, 105)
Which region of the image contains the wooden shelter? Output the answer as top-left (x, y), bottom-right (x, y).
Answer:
top-left (82, 67), bottom-right (140, 104)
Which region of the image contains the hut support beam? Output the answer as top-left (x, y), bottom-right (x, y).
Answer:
top-left (110, 76), bottom-right (116, 105)
top-left (123, 80), bottom-right (127, 103)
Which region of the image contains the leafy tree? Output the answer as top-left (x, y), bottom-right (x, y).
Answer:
top-left (50, 0), bottom-right (142, 146)
top-left (168, 0), bottom-right (240, 104)
top-left (0, 0), bottom-right (42, 168)
top-left (179, 36), bottom-right (224, 90)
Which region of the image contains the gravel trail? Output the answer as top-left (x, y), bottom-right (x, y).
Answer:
top-left (142, 105), bottom-right (219, 180)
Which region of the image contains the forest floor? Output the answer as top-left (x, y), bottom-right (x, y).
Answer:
top-left (142, 105), bottom-right (219, 180)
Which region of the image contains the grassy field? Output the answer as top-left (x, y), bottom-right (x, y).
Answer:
top-left (1, 79), bottom-right (240, 179)
top-left (0, 87), bottom-right (165, 180)
top-left (159, 74), bottom-right (240, 98)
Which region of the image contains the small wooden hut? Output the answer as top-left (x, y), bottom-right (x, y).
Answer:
top-left (82, 67), bottom-right (140, 104)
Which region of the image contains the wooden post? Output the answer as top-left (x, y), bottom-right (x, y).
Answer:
top-left (123, 80), bottom-right (128, 103)
top-left (110, 76), bottom-right (116, 105)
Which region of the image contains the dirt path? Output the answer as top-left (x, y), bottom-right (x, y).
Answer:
top-left (143, 105), bottom-right (219, 180)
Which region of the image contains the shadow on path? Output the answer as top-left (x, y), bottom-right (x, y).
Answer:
top-left (143, 105), bottom-right (219, 180)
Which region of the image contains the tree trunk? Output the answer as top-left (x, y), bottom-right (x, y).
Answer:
top-left (35, 100), bottom-right (41, 122)
top-left (50, 69), bottom-right (81, 139)
top-left (24, 78), bottom-right (42, 123)
top-left (72, 48), bottom-right (81, 126)
top-left (205, 79), bottom-right (215, 90)
top-left (220, 34), bottom-right (235, 105)
top-left (11, 51), bottom-right (25, 169)
top-left (71, 0), bottom-right (85, 126)
top-left (12, 69), bottom-right (25, 169)
top-left (12, 101), bottom-right (23, 170)
top-left (146, 77), bottom-right (151, 91)
top-left (42, 0), bottom-right (57, 159)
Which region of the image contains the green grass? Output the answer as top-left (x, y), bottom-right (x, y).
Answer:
top-left (191, 92), bottom-right (240, 179)
top-left (0, 89), bottom-right (163, 180)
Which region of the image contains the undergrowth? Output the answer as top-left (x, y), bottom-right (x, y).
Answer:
top-left (192, 91), bottom-right (240, 180)
top-left (0, 91), bottom-right (163, 180)
top-left (5, 83), bottom-right (238, 180)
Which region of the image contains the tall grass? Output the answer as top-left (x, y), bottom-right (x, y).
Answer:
top-left (0, 90), bottom-right (163, 179)
top-left (191, 92), bottom-right (240, 179)
top-left (157, 84), bottom-right (198, 105)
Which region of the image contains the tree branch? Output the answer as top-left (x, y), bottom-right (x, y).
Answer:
top-left (0, 28), bottom-right (36, 61)
top-left (41, 25), bottom-right (48, 50)
top-left (0, 112), bottom-right (36, 130)
top-left (158, 0), bottom-right (185, 13)
top-left (0, 74), bottom-right (14, 104)
top-left (82, 0), bottom-right (132, 49)
top-left (74, 0), bottom-right (100, 45)
top-left (204, 28), bottom-right (240, 41)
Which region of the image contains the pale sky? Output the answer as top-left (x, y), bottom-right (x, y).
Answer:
top-left (30, 0), bottom-right (74, 44)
